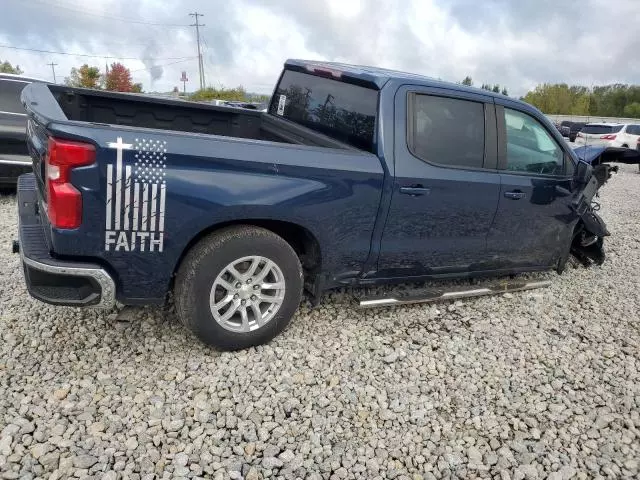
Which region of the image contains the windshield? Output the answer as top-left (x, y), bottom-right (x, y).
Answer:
top-left (269, 70), bottom-right (378, 152)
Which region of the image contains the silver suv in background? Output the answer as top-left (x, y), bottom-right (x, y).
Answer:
top-left (0, 73), bottom-right (44, 188)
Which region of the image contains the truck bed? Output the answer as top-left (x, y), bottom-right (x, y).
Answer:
top-left (46, 85), bottom-right (351, 150)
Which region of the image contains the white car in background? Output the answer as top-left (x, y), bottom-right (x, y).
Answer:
top-left (574, 122), bottom-right (640, 148)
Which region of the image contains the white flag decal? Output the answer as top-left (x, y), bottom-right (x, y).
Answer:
top-left (104, 137), bottom-right (167, 253)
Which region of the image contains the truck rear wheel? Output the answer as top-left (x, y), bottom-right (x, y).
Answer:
top-left (175, 226), bottom-right (303, 350)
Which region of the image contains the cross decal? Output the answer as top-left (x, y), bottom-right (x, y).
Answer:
top-left (107, 137), bottom-right (133, 152)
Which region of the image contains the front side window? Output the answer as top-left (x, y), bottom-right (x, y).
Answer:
top-left (410, 94), bottom-right (485, 168)
top-left (504, 108), bottom-right (564, 175)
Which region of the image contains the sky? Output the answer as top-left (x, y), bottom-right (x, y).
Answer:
top-left (1, 0), bottom-right (639, 97)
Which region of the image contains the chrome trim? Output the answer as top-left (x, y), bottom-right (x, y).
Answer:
top-left (20, 249), bottom-right (116, 309)
top-left (0, 156), bottom-right (32, 165)
top-left (0, 110), bottom-right (28, 116)
top-left (0, 78), bottom-right (36, 84)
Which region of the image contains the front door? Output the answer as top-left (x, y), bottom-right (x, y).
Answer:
top-left (377, 88), bottom-right (501, 278)
top-left (486, 105), bottom-right (576, 269)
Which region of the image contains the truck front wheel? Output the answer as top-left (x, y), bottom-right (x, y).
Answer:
top-left (175, 226), bottom-right (303, 350)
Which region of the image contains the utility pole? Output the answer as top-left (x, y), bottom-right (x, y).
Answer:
top-left (189, 12), bottom-right (205, 90)
top-left (47, 62), bottom-right (58, 83)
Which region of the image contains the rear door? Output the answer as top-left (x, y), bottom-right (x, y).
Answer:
top-left (486, 104), bottom-right (575, 269)
top-left (376, 86), bottom-right (500, 278)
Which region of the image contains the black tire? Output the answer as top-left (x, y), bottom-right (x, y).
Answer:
top-left (175, 225), bottom-right (303, 350)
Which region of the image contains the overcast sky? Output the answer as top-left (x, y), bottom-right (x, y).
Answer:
top-left (2, 0), bottom-right (639, 97)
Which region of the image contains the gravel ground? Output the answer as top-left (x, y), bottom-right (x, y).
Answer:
top-left (1, 165), bottom-right (639, 480)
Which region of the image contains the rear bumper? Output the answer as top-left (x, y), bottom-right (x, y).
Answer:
top-left (17, 174), bottom-right (116, 308)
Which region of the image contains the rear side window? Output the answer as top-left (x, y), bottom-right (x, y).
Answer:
top-left (269, 70), bottom-right (378, 152)
top-left (626, 125), bottom-right (640, 135)
top-left (0, 79), bottom-right (29, 113)
top-left (582, 124), bottom-right (623, 134)
top-left (409, 94), bottom-right (485, 168)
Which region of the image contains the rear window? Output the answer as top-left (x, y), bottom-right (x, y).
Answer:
top-left (625, 125), bottom-right (640, 135)
top-left (269, 70), bottom-right (378, 152)
top-left (582, 124), bottom-right (623, 134)
top-left (0, 79), bottom-right (29, 113)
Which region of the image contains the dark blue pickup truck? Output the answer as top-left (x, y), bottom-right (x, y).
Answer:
top-left (16, 60), bottom-right (608, 349)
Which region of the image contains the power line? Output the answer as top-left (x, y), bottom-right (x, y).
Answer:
top-left (47, 62), bottom-right (58, 83)
top-left (0, 44), bottom-right (196, 61)
top-left (189, 12), bottom-right (205, 90)
top-left (22, 0), bottom-right (190, 27)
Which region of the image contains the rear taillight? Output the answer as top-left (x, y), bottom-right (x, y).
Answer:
top-left (600, 134), bottom-right (617, 140)
top-left (45, 137), bottom-right (96, 229)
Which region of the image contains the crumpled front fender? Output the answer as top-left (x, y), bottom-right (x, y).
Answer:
top-left (570, 210), bottom-right (608, 267)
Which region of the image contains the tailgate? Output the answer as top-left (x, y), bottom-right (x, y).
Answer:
top-left (25, 116), bottom-right (49, 200)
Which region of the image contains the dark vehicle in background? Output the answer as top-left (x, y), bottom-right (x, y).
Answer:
top-left (556, 122), bottom-right (571, 138)
top-left (558, 121), bottom-right (586, 142)
top-left (15, 60), bottom-right (609, 349)
top-left (567, 121), bottom-right (586, 142)
top-left (0, 73), bottom-right (42, 187)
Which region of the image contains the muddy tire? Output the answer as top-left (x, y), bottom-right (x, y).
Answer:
top-left (175, 226), bottom-right (303, 350)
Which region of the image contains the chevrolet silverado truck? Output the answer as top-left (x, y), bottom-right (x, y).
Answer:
top-left (16, 60), bottom-right (609, 349)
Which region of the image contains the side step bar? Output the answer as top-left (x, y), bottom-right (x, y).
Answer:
top-left (358, 280), bottom-right (552, 308)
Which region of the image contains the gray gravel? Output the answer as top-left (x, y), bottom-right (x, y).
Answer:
top-left (1, 164), bottom-right (639, 480)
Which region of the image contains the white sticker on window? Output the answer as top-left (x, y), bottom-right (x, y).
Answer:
top-left (276, 95), bottom-right (286, 116)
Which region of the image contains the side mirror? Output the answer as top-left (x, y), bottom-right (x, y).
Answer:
top-left (574, 160), bottom-right (592, 185)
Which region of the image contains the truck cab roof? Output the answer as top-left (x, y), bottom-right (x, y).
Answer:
top-left (286, 58), bottom-right (522, 104)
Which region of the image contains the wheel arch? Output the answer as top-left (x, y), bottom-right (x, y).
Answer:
top-left (171, 219), bottom-right (323, 287)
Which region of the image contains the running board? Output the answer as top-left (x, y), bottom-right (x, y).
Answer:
top-left (358, 280), bottom-right (552, 308)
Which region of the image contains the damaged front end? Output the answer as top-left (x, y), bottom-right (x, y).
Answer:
top-left (568, 161), bottom-right (610, 268)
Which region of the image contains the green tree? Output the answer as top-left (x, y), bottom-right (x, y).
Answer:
top-left (492, 84), bottom-right (500, 93)
top-left (522, 82), bottom-right (640, 116)
top-left (131, 83), bottom-right (143, 93)
top-left (623, 102), bottom-right (640, 118)
top-left (65, 64), bottom-right (101, 89)
top-left (501, 87), bottom-right (508, 96)
top-left (190, 86), bottom-right (247, 102)
top-left (461, 76), bottom-right (473, 86)
top-left (0, 60), bottom-right (23, 74)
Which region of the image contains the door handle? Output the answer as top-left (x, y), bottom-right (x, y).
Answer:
top-left (400, 185), bottom-right (430, 196)
top-left (504, 190), bottom-right (526, 200)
